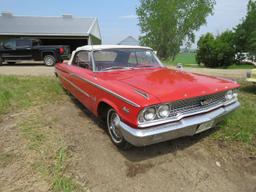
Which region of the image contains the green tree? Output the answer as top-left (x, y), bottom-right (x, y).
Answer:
top-left (196, 31), bottom-right (235, 68)
top-left (136, 0), bottom-right (216, 59)
top-left (196, 33), bottom-right (215, 67)
top-left (234, 0), bottom-right (256, 54)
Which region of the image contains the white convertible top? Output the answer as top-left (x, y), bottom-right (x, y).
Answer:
top-left (68, 45), bottom-right (153, 64)
top-left (75, 44), bottom-right (152, 51)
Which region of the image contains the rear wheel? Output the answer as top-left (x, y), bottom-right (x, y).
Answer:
top-left (0, 57), bottom-right (2, 65)
top-left (106, 108), bottom-right (131, 149)
top-left (44, 55), bottom-right (56, 66)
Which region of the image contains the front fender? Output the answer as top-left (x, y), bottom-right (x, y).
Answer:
top-left (95, 98), bottom-right (140, 128)
top-left (96, 98), bottom-right (122, 117)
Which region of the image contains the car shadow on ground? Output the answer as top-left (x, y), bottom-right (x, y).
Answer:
top-left (67, 92), bottom-right (102, 125)
top-left (68, 92), bottom-right (221, 162)
top-left (119, 128), bottom-right (219, 162)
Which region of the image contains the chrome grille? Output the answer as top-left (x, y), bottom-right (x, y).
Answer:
top-left (169, 91), bottom-right (227, 117)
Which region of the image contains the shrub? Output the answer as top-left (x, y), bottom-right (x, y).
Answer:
top-left (196, 31), bottom-right (235, 68)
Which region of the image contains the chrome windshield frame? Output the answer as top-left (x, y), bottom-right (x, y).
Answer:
top-left (92, 48), bottom-right (164, 72)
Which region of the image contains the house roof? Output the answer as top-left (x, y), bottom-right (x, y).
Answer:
top-left (118, 36), bottom-right (139, 46)
top-left (0, 12), bottom-right (101, 40)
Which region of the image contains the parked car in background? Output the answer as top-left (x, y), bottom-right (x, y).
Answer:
top-left (55, 45), bottom-right (240, 149)
top-left (246, 69), bottom-right (256, 83)
top-left (235, 52), bottom-right (256, 66)
top-left (0, 38), bottom-right (70, 66)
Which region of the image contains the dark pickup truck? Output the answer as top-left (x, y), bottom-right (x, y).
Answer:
top-left (0, 38), bottom-right (70, 66)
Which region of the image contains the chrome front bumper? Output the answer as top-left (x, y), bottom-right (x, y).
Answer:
top-left (119, 101), bottom-right (240, 147)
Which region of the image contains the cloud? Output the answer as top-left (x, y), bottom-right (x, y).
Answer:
top-left (120, 14), bottom-right (137, 19)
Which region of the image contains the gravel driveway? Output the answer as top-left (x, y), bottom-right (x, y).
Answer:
top-left (0, 64), bottom-right (249, 79)
top-left (0, 64), bottom-right (54, 76)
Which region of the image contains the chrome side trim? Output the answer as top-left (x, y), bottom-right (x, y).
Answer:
top-left (138, 98), bottom-right (238, 128)
top-left (60, 75), bottom-right (90, 97)
top-left (70, 73), bottom-right (141, 108)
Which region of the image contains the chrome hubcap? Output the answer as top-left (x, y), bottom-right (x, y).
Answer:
top-left (107, 110), bottom-right (123, 144)
top-left (45, 56), bottom-right (54, 66)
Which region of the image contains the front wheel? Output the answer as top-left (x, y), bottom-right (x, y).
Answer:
top-left (44, 55), bottom-right (56, 66)
top-left (106, 108), bottom-right (131, 149)
top-left (0, 57), bottom-right (3, 65)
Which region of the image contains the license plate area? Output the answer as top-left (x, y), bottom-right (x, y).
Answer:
top-left (196, 120), bottom-right (214, 134)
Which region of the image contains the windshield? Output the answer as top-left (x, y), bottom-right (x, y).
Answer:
top-left (93, 49), bottom-right (162, 71)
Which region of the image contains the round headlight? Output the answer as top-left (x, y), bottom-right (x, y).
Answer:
top-left (157, 105), bottom-right (170, 118)
top-left (225, 90), bottom-right (233, 100)
top-left (143, 108), bottom-right (156, 121)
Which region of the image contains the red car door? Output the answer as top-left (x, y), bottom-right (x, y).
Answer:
top-left (62, 50), bottom-right (96, 111)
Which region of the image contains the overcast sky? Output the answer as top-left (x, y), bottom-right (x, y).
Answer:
top-left (0, 0), bottom-right (250, 46)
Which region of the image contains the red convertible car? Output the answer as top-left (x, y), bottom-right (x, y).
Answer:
top-left (55, 45), bottom-right (240, 149)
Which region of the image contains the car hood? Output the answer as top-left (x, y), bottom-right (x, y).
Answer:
top-left (96, 67), bottom-right (239, 104)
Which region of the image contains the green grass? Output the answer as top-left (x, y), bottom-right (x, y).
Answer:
top-left (163, 53), bottom-right (256, 69)
top-left (226, 64), bottom-right (255, 69)
top-left (163, 53), bottom-right (201, 68)
top-left (213, 82), bottom-right (256, 145)
top-left (0, 75), bottom-right (64, 114)
top-left (0, 75), bottom-right (86, 192)
top-left (18, 111), bottom-right (85, 192)
top-left (32, 147), bottom-right (84, 192)
top-left (17, 108), bottom-right (84, 192)
top-left (52, 148), bottom-right (85, 192)
top-left (19, 114), bottom-right (49, 150)
top-left (172, 53), bottom-right (197, 64)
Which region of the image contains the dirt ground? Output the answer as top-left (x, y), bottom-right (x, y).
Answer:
top-left (0, 96), bottom-right (256, 192)
top-left (0, 65), bottom-right (256, 192)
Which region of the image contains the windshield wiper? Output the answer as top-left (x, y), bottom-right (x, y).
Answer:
top-left (138, 64), bottom-right (155, 68)
top-left (102, 66), bottom-right (132, 71)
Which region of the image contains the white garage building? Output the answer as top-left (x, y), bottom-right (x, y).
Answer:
top-left (0, 12), bottom-right (102, 51)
